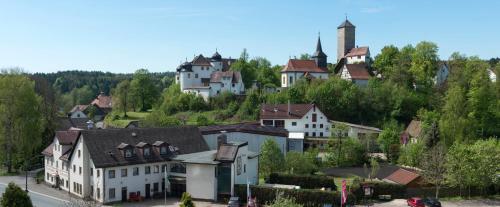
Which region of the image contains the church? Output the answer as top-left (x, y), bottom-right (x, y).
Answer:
top-left (280, 18), bottom-right (373, 88)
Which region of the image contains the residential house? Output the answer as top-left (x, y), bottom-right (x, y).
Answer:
top-left (175, 52), bottom-right (244, 101)
top-left (260, 103), bottom-right (331, 138)
top-left (68, 92), bottom-right (112, 122)
top-left (336, 63), bottom-right (372, 86)
top-left (488, 68), bottom-right (497, 82)
top-left (383, 168), bottom-right (423, 188)
top-left (330, 120), bottom-right (382, 139)
top-left (401, 120), bottom-right (422, 145)
top-left (200, 122), bottom-right (303, 154)
top-left (42, 127), bottom-right (258, 203)
top-left (434, 62), bottom-right (450, 86)
top-left (280, 37), bottom-right (329, 88)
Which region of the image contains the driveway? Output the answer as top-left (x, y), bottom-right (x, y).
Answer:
top-left (355, 199), bottom-right (500, 207)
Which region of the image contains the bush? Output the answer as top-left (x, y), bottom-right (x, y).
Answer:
top-left (1, 182), bottom-right (33, 207)
top-left (235, 184), bottom-right (354, 207)
top-left (180, 192), bottom-right (195, 207)
top-left (351, 181), bottom-right (406, 199)
top-left (268, 173), bottom-right (336, 190)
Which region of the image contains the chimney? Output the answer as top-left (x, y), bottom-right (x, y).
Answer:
top-left (217, 131), bottom-right (227, 149)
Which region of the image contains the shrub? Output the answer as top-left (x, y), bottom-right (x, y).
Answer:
top-left (268, 192), bottom-right (303, 207)
top-left (268, 173), bottom-right (336, 190)
top-left (351, 181), bottom-right (406, 199)
top-left (235, 185), bottom-right (354, 207)
top-left (180, 192), bottom-right (195, 207)
top-left (1, 182), bottom-right (33, 207)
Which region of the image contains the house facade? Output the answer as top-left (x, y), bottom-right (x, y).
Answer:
top-left (42, 127), bottom-right (258, 203)
top-left (260, 104), bottom-right (331, 138)
top-left (280, 37), bottom-right (329, 88)
top-left (337, 63), bottom-right (372, 86)
top-left (175, 52), bottom-right (244, 101)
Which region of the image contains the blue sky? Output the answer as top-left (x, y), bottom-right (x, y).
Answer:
top-left (0, 0), bottom-right (499, 73)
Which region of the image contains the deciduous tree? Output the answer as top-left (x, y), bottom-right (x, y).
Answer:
top-left (260, 139), bottom-right (285, 176)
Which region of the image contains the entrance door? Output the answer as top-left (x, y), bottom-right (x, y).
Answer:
top-left (121, 187), bottom-right (127, 202)
top-left (145, 184), bottom-right (151, 198)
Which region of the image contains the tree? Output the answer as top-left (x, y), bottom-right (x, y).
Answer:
top-left (180, 192), bottom-right (195, 207)
top-left (369, 157), bottom-right (380, 181)
top-left (410, 41), bottom-right (439, 88)
top-left (0, 71), bottom-right (44, 173)
top-left (326, 138), bottom-right (366, 167)
top-left (377, 121), bottom-right (402, 162)
top-left (398, 142), bottom-right (424, 167)
top-left (0, 182), bottom-right (33, 207)
top-left (299, 53), bottom-right (310, 60)
top-left (284, 151), bottom-right (317, 175)
top-left (231, 49), bottom-right (256, 88)
top-left (373, 45), bottom-right (400, 75)
top-left (259, 139), bottom-right (285, 176)
top-left (130, 69), bottom-right (159, 111)
top-left (421, 144), bottom-right (446, 198)
top-left (112, 79), bottom-right (131, 117)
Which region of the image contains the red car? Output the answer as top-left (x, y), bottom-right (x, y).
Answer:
top-left (407, 197), bottom-right (424, 207)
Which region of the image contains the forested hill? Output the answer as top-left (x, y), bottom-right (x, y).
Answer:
top-left (32, 70), bottom-right (175, 95)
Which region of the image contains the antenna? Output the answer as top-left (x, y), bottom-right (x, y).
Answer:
top-left (345, 13), bottom-right (348, 20)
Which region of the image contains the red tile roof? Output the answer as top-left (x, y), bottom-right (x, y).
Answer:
top-left (260, 104), bottom-right (317, 119)
top-left (344, 64), bottom-right (371, 80)
top-left (281, 59), bottom-right (328, 73)
top-left (42, 143), bottom-right (54, 156)
top-left (91, 93), bottom-right (112, 109)
top-left (55, 130), bottom-right (81, 145)
top-left (385, 168), bottom-right (420, 185)
top-left (345, 47), bottom-right (369, 57)
top-left (210, 71), bottom-right (242, 83)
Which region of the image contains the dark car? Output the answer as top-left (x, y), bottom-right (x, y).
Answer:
top-left (422, 197), bottom-right (442, 207)
top-left (407, 197), bottom-right (424, 207)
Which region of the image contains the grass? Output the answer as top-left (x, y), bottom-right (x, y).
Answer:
top-left (0, 167), bottom-right (19, 176)
top-left (106, 111), bottom-right (151, 128)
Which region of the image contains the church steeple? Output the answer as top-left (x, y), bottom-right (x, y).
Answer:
top-left (312, 35), bottom-right (327, 68)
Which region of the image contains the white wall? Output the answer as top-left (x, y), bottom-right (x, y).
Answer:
top-left (70, 111), bottom-right (87, 118)
top-left (260, 107), bottom-right (331, 138)
top-left (186, 164), bottom-right (217, 200)
top-left (233, 145), bottom-right (258, 185)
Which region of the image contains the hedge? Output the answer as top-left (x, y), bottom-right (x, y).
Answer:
top-left (351, 181), bottom-right (406, 199)
top-left (268, 173), bottom-right (337, 190)
top-left (234, 184), bottom-right (354, 207)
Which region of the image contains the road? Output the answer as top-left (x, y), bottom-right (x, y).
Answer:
top-left (0, 183), bottom-right (67, 207)
top-left (355, 199), bottom-right (500, 207)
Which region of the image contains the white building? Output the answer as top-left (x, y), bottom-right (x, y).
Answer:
top-left (487, 68), bottom-right (497, 82)
top-left (330, 120), bottom-right (381, 139)
top-left (259, 103), bottom-right (331, 138)
top-left (175, 52), bottom-right (244, 101)
top-left (434, 62), bottom-right (450, 86)
top-left (337, 63), bottom-right (372, 86)
top-left (200, 122), bottom-right (303, 154)
top-left (344, 47), bottom-right (371, 65)
top-left (42, 127), bottom-right (258, 204)
top-left (280, 37), bottom-right (330, 88)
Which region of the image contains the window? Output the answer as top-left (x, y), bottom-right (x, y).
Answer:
top-left (313, 124), bottom-right (316, 128)
top-left (320, 132), bottom-right (324, 137)
top-left (275, 120), bottom-right (285, 128)
top-left (170, 163), bottom-right (186, 173)
top-left (357, 55), bottom-right (361, 59)
top-left (90, 168), bottom-right (93, 176)
top-left (187, 73), bottom-right (191, 78)
top-left (121, 168), bottom-right (127, 177)
top-left (282, 76), bottom-right (286, 84)
top-left (109, 188), bottom-right (115, 199)
top-left (289, 76), bottom-right (293, 85)
top-left (56, 161), bottom-right (58, 168)
top-left (305, 124), bottom-right (309, 128)
top-left (144, 148), bottom-right (151, 157)
top-left (145, 166), bottom-right (151, 174)
top-left (66, 180), bottom-right (68, 188)
top-left (46, 173), bottom-right (49, 180)
top-left (97, 169), bottom-right (100, 177)
top-left (292, 122), bottom-right (297, 126)
top-left (262, 120), bottom-right (273, 126)
top-left (312, 132), bottom-right (316, 137)
top-left (108, 170), bottom-right (115, 179)
top-left (160, 146), bottom-right (167, 155)
top-left (154, 165), bottom-right (159, 173)
top-left (232, 83), bottom-right (235, 87)
top-left (320, 124), bottom-right (324, 128)
top-left (195, 74), bottom-right (198, 78)
top-left (305, 132), bottom-right (309, 137)
top-left (73, 165), bottom-right (76, 173)
top-left (312, 113), bottom-right (317, 122)
top-left (97, 188), bottom-right (100, 199)
top-left (79, 167), bottom-right (82, 175)
top-left (78, 149), bottom-right (81, 158)
top-left (161, 164), bottom-right (167, 173)
top-left (125, 149), bottom-right (132, 158)
top-left (133, 167), bottom-right (139, 176)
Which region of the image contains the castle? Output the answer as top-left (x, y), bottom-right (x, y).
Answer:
top-left (175, 52), bottom-right (245, 100)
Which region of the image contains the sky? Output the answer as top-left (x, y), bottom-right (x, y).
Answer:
top-left (0, 0), bottom-right (499, 73)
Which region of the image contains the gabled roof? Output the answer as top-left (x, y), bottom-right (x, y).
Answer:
top-left (345, 47), bottom-right (369, 57)
top-left (42, 143), bottom-right (54, 157)
top-left (344, 64), bottom-right (371, 80)
top-left (312, 36), bottom-right (327, 58)
top-left (55, 130), bottom-right (81, 145)
top-left (331, 120), bottom-right (381, 132)
top-left (191, 54), bottom-right (212, 66)
top-left (260, 104), bottom-right (320, 120)
top-left (338, 19), bottom-right (355, 29)
top-left (210, 71), bottom-right (242, 83)
top-left (199, 122), bottom-right (288, 137)
top-left (91, 92), bottom-right (112, 109)
top-left (405, 120), bottom-right (422, 138)
top-left (384, 168), bottom-right (421, 185)
top-left (70, 105), bottom-right (89, 113)
top-left (211, 51), bottom-right (222, 61)
top-left (215, 142), bottom-right (248, 162)
top-left (82, 127), bottom-right (209, 168)
top-left (281, 59), bottom-right (328, 73)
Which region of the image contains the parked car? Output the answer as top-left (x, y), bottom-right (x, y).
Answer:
top-left (407, 197), bottom-right (424, 207)
top-left (422, 197), bottom-right (442, 207)
top-left (228, 196), bottom-right (240, 207)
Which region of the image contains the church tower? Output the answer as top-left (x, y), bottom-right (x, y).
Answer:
top-left (337, 18), bottom-right (356, 62)
top-left (312, 36), bottom-right (327, 68)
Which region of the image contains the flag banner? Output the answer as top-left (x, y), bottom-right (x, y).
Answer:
top-left (341, 180), bottom-right (347, 206)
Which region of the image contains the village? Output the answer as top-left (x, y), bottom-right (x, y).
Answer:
top-left (0, 2), bottom-right (499, 207)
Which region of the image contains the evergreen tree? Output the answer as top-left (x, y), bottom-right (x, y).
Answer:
top-left (0, 182), bottom-right (33, 207)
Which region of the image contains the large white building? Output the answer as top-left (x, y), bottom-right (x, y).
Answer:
top-left (175, 52), bottom-right (244, 100)
top-left (42, 127), bottom-right (258, 204)
top-left (259, 103), bottom-right (331, 138)
top-left (280, 37), bottom-right (330, 88)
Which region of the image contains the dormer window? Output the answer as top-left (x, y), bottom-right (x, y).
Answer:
top-left (160, 146), bottom-right (167, 155)
top-left (125, 149), bottom-right (132, 158)
top-left (144, 148), bottom-right (151, 157)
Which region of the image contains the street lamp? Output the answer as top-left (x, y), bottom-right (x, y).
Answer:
top-left (24, 155), bottom-right (44, 192)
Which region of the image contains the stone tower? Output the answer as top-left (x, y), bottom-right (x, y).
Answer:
top-left (337, 19), bottom-right (356, 62)
top-left (311, 36), bottom-right (327, 68)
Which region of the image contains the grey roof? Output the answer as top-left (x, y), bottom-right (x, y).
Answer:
top-left (82, 126), bottom-right (209, 168)
top-left (337, 19), bottom-right (355, 29)
top-left (199, 122), bottom-right (288, 137)
top-left (215, 142), bottom-right (248, 162)
top-left (174, 150), bottom-right (219, 165)
top-left (312, 36), bottom-right (327, 58)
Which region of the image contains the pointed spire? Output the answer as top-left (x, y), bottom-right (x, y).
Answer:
top-left (312, 34), bottom-right (327, 58)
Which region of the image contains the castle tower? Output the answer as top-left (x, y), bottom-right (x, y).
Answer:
top-left (311, 36), bottom-right (327, 68)
top-left (337, 19), bottom-right (356, 62)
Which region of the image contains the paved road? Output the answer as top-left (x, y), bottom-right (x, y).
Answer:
top-left (0, 183), bottom-right (67, 207)
top-left (355, 199), bottom-right (500, 207)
